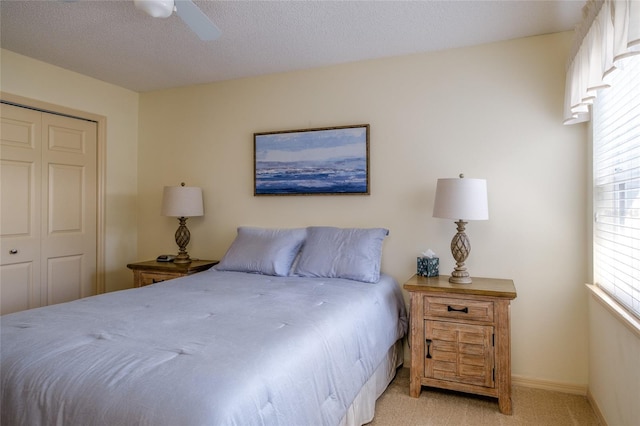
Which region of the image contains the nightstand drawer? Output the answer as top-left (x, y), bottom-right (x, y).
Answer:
top-left (139, 271), bottom-right (180, 286)
top-left (127, 260), bottom-right (218, 288)
top-left (424, 296), bottom-right (494, 322)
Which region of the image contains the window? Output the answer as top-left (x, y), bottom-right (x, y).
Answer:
top-left (593, 55), bottom-right (640, 318)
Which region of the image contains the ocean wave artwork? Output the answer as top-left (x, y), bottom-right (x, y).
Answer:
top-left (254, 125), bottom-right (369, 195)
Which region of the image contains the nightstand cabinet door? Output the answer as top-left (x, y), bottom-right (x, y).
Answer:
top-left (425, 320), bottom-right (494, 388)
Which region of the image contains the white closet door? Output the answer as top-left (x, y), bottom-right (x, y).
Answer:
top-left (0, 104), bottom-right (42, 314)
top-left (41, 112), bottom-right (97, 305)
top-left (0, 103), bottom-right (97, 314)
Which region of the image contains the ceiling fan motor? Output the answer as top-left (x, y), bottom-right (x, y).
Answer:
top-left (134, 0), bottom-right (175, 19)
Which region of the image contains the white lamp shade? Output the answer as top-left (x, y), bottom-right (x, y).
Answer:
top-left (433, 177), bottom-right (488, 221)
top-left (161, 186), bottom-right (204, 217)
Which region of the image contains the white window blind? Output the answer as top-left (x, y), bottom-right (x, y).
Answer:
top-left (593, 54), bottom-right (640, 318)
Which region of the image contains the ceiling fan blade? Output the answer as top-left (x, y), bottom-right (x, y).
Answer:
top-left (174, 0), bottom-right (221, 41)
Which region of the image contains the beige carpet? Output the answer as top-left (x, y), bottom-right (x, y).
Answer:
top-left (367, 368), bottom-right (601, 426)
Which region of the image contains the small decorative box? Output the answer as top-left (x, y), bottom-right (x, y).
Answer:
top-left (417, 257), bottom-right (439, 277)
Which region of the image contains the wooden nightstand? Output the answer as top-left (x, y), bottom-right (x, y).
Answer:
top-left (403, 274), bottom-right (517, 414)
top-left (126, 259), bottom-right (219, 287)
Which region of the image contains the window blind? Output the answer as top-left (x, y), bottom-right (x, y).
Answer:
top-left (593, 55), bottom-right (640, 318)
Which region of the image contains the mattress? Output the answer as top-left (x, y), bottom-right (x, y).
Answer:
top-left (1, 270), bottom-right (407, 425)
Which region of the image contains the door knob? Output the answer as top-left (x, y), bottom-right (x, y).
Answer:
top-left (9, 249), bottom-right (18, 254)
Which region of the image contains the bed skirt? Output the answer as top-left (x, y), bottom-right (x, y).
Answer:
top-left (340, 339), bottom-right (404, 426)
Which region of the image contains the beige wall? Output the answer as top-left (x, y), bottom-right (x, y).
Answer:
top-left (1, 49), bottom-right (139, 293)
top-left (588, 293), bottom-right (640, 424)
top-left (138, 32), bottom-right (589, 386)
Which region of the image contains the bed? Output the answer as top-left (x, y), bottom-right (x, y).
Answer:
top-left (1, 226), bottom-right (407, 425)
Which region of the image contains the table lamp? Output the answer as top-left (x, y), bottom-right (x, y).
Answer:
top-left (161, 183), bottom-right (204, 264)
top-left (433, 174), bottom-right (488, 284)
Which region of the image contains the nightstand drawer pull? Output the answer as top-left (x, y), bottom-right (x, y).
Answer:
top-left (425, 339), bottom-right (433, 359)
top-left (447, 305), bottom-right (468, 313)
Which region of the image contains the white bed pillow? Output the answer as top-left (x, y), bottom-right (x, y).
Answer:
top-left (293, 227), bottom-right (389, 283)
top-left (215, 227), bottom-right (306, 276)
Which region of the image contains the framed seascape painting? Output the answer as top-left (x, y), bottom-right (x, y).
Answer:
top-left (254, 124), bottom-right (370, 196)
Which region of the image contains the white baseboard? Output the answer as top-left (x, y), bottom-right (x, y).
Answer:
top-left (512, 375), bottom-right (587, 395)
top-left (586, 389), bottom-right (608, 426)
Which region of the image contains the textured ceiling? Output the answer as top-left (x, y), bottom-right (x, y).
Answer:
top-left (0, 0), bottom-right (584, 93)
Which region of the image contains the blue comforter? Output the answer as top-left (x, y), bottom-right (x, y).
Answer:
top-left (1, 270), bottom-right (407, 425)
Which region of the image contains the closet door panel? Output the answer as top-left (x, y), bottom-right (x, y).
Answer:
top-left (0, 263), bottom-right (34, 314)
top-left (47, 255), bottom-right (83, 305)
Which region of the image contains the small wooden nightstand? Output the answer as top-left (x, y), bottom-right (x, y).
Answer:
top-left (126, 259), bottom-right (219, 287)
top-left (403, 274), bottom-right (517, 414)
